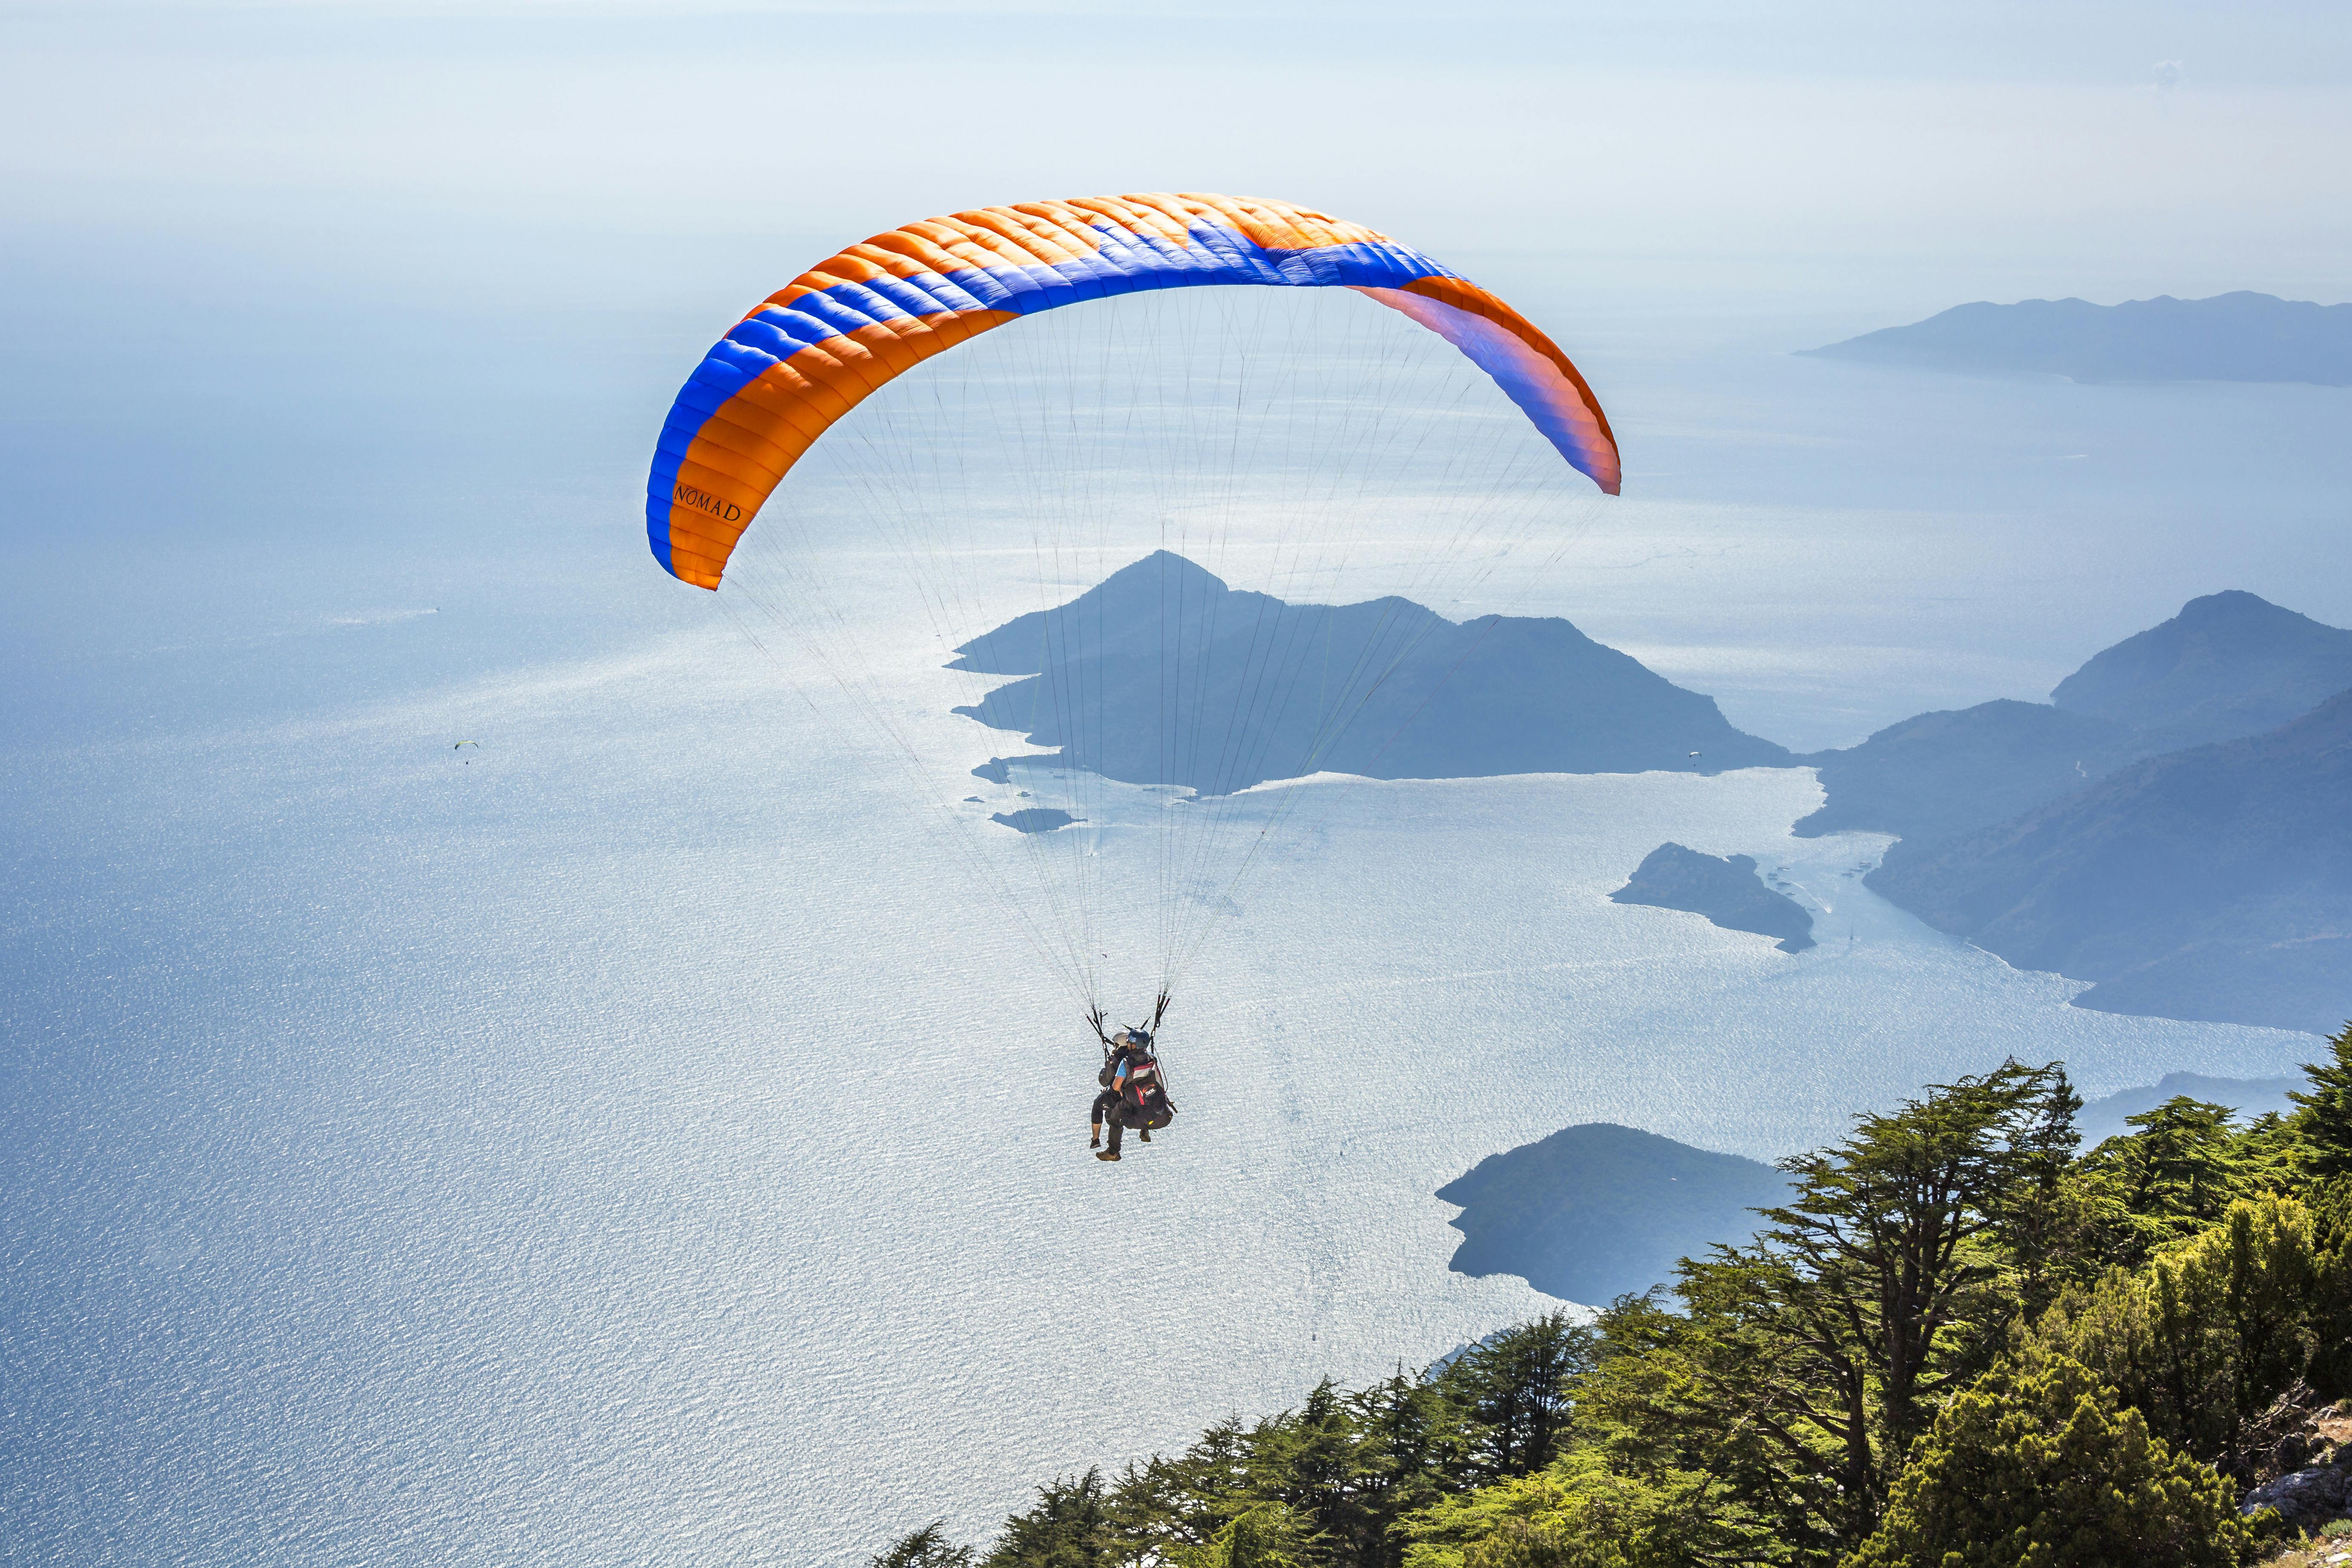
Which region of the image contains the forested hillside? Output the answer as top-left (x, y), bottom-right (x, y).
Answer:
top-left (882, 1025), bottom-right (2352, 1568)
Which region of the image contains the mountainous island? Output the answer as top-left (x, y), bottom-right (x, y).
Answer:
top-left (1802, 291), bottom-right (2352, 385)
top-left (1871, 690), bottom-right (2352, 1035)
top-left (1437, 1122), bottom-right (1791, 1304)
top-left (1439, 1072), bottom-right (2308, 1307)
top-left (1795, 590), bottom-right (2352, 1035)
top-left (952, 552), bottom-right (1789, 794)
top-left (953, 561), bottom-right (2352, 1033)
top-left (1609, 842), bottom-right (1815, 952)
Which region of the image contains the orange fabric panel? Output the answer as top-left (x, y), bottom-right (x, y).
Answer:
top-left (752, 193), bottom-right (1388, 329)
top-left (945, 207), bottom-right (1095, 267)
top-left (661, 309), bottom-right (1016, 588)
top-left (651, 192), bottom-right (1621, 589)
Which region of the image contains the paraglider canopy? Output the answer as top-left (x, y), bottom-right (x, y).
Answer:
top-left (642, 192), bottom-right (1623, 1047)
top-left (647, 192), bottom-right (1621, 590)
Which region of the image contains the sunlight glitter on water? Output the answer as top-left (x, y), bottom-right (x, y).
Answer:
top-left (0, 579), bottom-right (2314, 1564)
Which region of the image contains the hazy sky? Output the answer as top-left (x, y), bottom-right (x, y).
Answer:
top-left (3, 0), bottom-right (2346, 747)
top-left (6, 0), bottom-right (2349, 320)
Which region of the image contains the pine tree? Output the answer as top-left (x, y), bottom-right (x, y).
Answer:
top-left (1844, 1355), bottom-right (2244, 1568)
top-left (1756, 1059), bottom-right (2079, 1532)
top-left (1433, 1314), bottom-right (1598, 1483)
top-left (983, 1471), bottom-right (1114, 1568)
top-left (873, 1522), bottom-right (976, 1568)
top-left (2073, 1096), bottom-right (2257, 1261)
top-left (2289, 1021), bottom-right (2352, 1180)
top-left (1195, 1503), bottom-right (1313, 1568)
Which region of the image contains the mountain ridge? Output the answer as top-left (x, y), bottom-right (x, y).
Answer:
top-left (950, 551), bottom-right (1791, 793)
top-left (1797, 590), bottom-right (2352, 849)
top-left (2053, 589), bottom-right (2352, 751)
top-left (1867, 690), bottom-right (2352, 1035)
top-left (1801, 291), bottom-right (2352, 386)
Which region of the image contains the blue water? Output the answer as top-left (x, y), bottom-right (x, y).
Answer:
top-left (4, 223), bottom-right (2348, 1563)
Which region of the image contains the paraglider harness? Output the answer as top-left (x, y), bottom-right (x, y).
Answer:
top-left (1091, 993), bottom-right (1177, 1133)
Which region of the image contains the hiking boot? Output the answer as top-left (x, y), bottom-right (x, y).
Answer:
top-left (1096, 1149), bottom-right (1120, 1162)
top-left (1139, 1129), bottom-right (1152, 1143)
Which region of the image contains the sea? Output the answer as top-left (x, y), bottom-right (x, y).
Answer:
top-left (4, 242), bottom-right (2349, 1563)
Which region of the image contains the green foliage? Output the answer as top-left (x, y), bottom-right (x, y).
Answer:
top-left (997, 1372), bottom-right (1471, 1568)
top-left (1727, 1061), bottom-right (2081, 1542)
top-left (918, 1037), bottom-right (2352, 1568)
top-left (1401, 1450), bottom-right (1740, 1568)
top-left (2289, 1022), bottom-right (2352, 1181)
top-left (1762, 1059), bottom-right (2080, 1437)
top-left (2303, 1176), bottom-right (2352, 1400)
top-left (1546, 1063), bottom-right (2084, 1562)
top-left (2028, 1193), bottom-right (2320, 1462)
top-left (1189, 1503), bottom-right (1316, 1568)
top-left (982, 1471), bottom-right (1114, 1568)
top-left (1429, 1314), bottom-right (1598, 1483)
top-left (1571, 1278), bottom-right (1846, 1564)
top-left (874, 1522), bottom-right (977, 1568)
top-left (2073, 1096), bottom-right (2262, 1262)
top-left (963, 1319), bottom-right (1599, 1568)
top-left (2229, 1110), bottom-right (2306, 1193)
top-left (1840, 1354), bottom-right (2245, 1568)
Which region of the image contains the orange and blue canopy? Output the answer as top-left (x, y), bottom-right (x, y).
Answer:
top-left (647, 192), bottom-right (1621, 590)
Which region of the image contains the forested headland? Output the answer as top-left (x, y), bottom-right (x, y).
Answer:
top-left (881, 1025), bottom-right (2352, 1568)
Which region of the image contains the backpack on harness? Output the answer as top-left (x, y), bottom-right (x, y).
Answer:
top-left (1122, 1054), bottom-right (1175, 1130)
top-left (1095, 1026), bottom-right (1176, 1131)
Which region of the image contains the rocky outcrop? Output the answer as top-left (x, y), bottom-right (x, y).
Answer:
top-left (2241, 1464), bottom-right (2350, 1530)
top-left (2239, 1401), bottom-right (2352, 1529)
